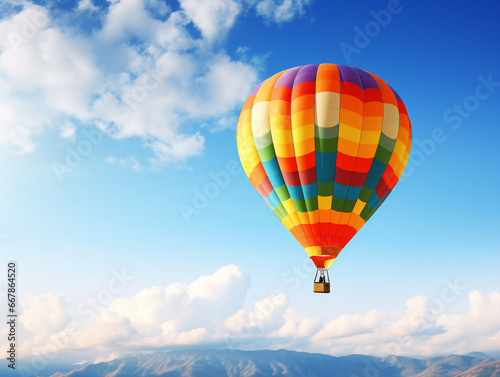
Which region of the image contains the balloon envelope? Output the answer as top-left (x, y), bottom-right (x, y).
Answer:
top-left (236, 64), bottom-right (412, 269)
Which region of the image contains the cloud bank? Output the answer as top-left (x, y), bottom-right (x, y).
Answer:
top-left (0, 0), bottom-right (310, 166)
top-left (3, 264), bottom-right (499, 364)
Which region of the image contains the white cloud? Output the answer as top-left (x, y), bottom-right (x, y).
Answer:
top-left (312, 309), bottom-right (394, 343)
top-left (1, 28), bottom-right (100, 117)
top-left (60, 123), bottom-right (77, 139)
top-left (0, 4), bottom-right (101, 153)
top-left (0, 0), bottom-right (309, 165)
top-left (1, 265), bottom-right (250, 357)
top-left (19, 293), bottom-right (71, 345)
top-left (78, 0), bottom-right (99, 12)
top-left (179, 0), bottom-right (241, 40)
top-left (225, 294), bottom-right (287, 336)
top-left (147, 134), bottom-right (205, 168)
top-left (4, 265), bottom-right (500, 359)
top-left (188, 264), bottom-right (247, 301)
top-left (307, 291), bottom-right (500, 357)
top-left (72, 309), bottom-right (136, 350)
top-left (106, 155), bottom-right (143, 171)
top-left (270, 309), bottom-right (321, 339)
top-left (93, 352), bottom-right (120, 363)
top-left (108, 265), bottom-right (249, 338)
top-left (98, 0), bottom-right (164, 43)
top-left (0, 0), bottom-right (260, 166)
top-left (120, 156), bottom-right (142, 171)
top-left (423, 291), bottom-right (500, 355)
top-left (254, 0), bottom-right (311, 24)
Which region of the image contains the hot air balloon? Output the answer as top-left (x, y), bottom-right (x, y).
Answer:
top-left (236, 64), bottom-right (412, 293)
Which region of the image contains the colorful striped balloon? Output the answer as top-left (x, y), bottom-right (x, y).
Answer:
top-left (236, 64), bottom-right (412, 271)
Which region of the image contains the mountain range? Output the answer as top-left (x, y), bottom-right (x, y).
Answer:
top-left (50, 349), bottom-right (500, 377)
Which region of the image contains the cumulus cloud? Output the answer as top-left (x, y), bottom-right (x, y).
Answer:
top-left (254, 0), bottom-right (311, 24)
top-left (0, 0), bottom-right (311, 165)
top-left (19, 293), bottom-right (71, 345)
top-left (108, 264), bottom-right (249, 340)
top-left (72, 309), bottom-right (137, 350)
top-left (0, 0), bottom-right (258, 166)
top-left (147, 134), bottom-right (205, 168)
top-left (306, 290), bottom-right (500, 357)
top-left (78, 0), bottom-right (99, 12)
top-left (225, 294), bottom-right (288, 335)
top-left (179, 0), bottom-right (241, 40)
top-left (421, 291), bottom-right (500, 355)
top-left (270, 308), bottom-right (321, 339)
top-left (93, 352), bottom-right (120, 363)
top-left (60, 123), bottom-right (77, 140)
top-left (0, 4), bottom-right (99, 153)
top-left (0, 266), bottom-right (246, 358)
top-left (5, 265), bottom-right (499, 360)
top-left (106, 155), bottom-right (143, 171)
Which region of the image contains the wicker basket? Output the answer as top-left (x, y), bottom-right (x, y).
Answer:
top-left (313, 282), bottom-right (330, 293)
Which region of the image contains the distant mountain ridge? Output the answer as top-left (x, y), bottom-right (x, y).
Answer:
top-left (50, 349), bottom-right (500, 377)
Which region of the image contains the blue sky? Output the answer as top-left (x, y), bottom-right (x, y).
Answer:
top-left (0, 0), bottom-right (499, 369)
